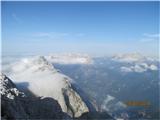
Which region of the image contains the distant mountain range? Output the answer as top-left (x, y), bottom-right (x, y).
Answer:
top-left (46, 53), bottom-right (93, 64)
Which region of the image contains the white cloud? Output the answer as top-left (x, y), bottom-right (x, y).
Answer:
top-left (33, 32), bottom-right (85, 39)
top-left (149, 64), bottom-right (158, 70)
top-left (112, 52), bottom-right (146, 62)
top-left (120, 63), bottom-right (158, 73)
top-left (140, 33), bottom-right (159, 43)
top-left (140, 38), bottom-right (157, 43)
top-left (34, 32), bottom-right (51, 37)
top-left (33, 32), bottom-right (69, 38)
top-left (143, 33), bottom-right (160, 38)
top-left (75, 33), bottom-right (85, 37)
top-left (120, 67), bottom-right (132, 72)
top-left (12, 13), bottom-right (22, 23)
top-left (132, 64), bottom-right (146, 73)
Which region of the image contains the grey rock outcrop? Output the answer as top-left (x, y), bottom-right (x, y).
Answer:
top-left (1, 73), bottom-right (29, 119)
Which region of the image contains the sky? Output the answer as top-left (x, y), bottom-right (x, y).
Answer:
top-left (1, 1), bottom-right (159, 57)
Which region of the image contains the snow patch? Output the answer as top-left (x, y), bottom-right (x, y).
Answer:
top-left (101, 95), bottom-right (127, 112)
top-left (101, 95), bottom-right (115, 111)
top-left (0, 73), bottom-right (25, 99)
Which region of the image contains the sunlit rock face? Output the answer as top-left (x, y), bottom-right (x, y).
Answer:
top-left (6, 56), bottom-right (89, 117)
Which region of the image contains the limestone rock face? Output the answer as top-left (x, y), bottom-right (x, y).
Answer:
top-left (62, 85), bottom-right (89, 117)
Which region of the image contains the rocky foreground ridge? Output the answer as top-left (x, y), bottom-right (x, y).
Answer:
top-left (1, 73), bottom-right (70, 119)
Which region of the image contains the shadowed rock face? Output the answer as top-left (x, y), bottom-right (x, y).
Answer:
top-left (1, 94), bottom-right (29, 119)
top-left (18, 97), bottom-right (70, 119)
top-left (0, 73), bottom-right (70, 119)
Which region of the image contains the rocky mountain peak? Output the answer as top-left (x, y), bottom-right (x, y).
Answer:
top-left (6, 56), bottom-right (89, 117)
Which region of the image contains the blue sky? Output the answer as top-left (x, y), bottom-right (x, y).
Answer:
top-left (2, 1), bottom-right (159, 57)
